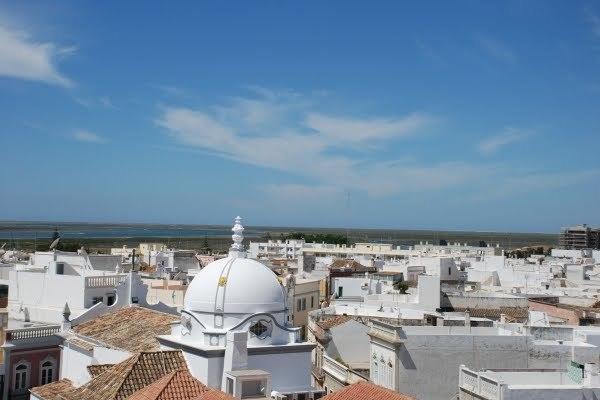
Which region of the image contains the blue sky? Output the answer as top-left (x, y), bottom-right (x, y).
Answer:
top-left (1, 1), bottom-right (599, 232)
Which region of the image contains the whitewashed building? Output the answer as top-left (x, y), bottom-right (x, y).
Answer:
top-left (158, 217), bottom-right (320, 399)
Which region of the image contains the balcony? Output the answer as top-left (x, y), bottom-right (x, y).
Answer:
top-left (459, 366), bottom-right (502, 400)
top-left (322, 354), bottom-right (367, 386)
top-left (85, 275), bottom-right (125, 288)
top-left (6, 325), bottom-right (60, 341)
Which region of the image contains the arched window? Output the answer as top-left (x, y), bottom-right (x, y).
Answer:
top-left (13, 362), bottom-right (29, 391)
top-left (40, 359), bottom-right (55, 385)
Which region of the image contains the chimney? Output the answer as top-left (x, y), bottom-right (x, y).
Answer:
top-left (61, 302), bottom-right (72, 331)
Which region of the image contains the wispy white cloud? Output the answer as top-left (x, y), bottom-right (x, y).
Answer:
top-left (477, 128), bottom-right (531, 155)
top-left (305, 112), bottom-right (433, 143)
top-left (475, 34), bottom-right (516, 64)
top-left (156, 89), bottom-right (482, 197)
top-left (0, 24), bottom-right (73, 87)
top-left (73, 130), bottom-right (105, 143)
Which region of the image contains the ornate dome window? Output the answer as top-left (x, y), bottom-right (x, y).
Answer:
top-left (250, 320), bottom-right (270, 339)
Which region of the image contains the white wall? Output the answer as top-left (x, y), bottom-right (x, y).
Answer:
top-left (248, 351), bottom-right (312, 392)
top-left (60, 346), bottom-right (93, 386)
top-left (417, 274), bottom-right (440, 310)
top-left (8, 270), bottom-right (87, 323)
top-left (371, 326), bottom-right (600, 400)
top-left (332, 277), bottom-right (369, 298)
top-left (326, 320), bottom-right (370, 367)
top-left (409, 257), bottom-right (459, 281)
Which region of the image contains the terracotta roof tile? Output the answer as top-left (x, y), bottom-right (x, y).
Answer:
top-left (316, 315), bottom-right (352, 330)
top-left (30, 378), bottom-right (75, 400)
top-left (321, 381), bottom-right (415, 400)
top-left (66, 350), bottom-right (187, 400)
top-left (73, 306), bottom-right (178, 352)
top-left (127, 370), bottom-right (209, 400)
top-left (87, 364), bottom-right (115, 378)
top-left (329, 259), bottom-right (373, 272)
top-left (192, 390), bottom-right (236, 400)
top-left (66, 337), bottom-right (96, 351)
top-left (451, 307), bottom-right (529, 322)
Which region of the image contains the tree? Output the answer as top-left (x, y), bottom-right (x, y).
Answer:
top-left (478, 240), bottom-right (487, 247)
top-left (394, 280), bottom-right (411, 294)
top-left (201, 235), bottom-right (211, 254)
top-left (439, 239), bottom-right (448, 246)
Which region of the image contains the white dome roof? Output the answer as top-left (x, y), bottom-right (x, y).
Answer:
top-left (184, 255), bottom-right (287, 316)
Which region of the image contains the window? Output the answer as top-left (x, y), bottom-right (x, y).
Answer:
top-left (372, 361), bottom-right (378, 384)
top-left (311, 296), bottom-right (314, 308)
top-left (249, 321), bottom-right (268, 338)
top-left (56, 263), bottom-right (64, 275)
top-left (14, 362), bottom-right (29, 391)
top-left (226, 377), bottom-right (234, 395)
top-left (241, 379), bottom-right (266, 399)
top-left (107, 293), bottom-right (116, 306)
top-left (301, 298), bottom-right (306, 310)
top-left (297, 299), bottom-right (302, 312)
top-left (40, 360), bottom-right (54, 385)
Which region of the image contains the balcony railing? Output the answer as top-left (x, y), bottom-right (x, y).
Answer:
top-left (323, 354), bottom-right (350, 383)
top-left (85, 275), bottom-right (124, 288)
top-left (6, 325), bottom-right (60, 341)
top-left (459, 365), bottom-right (502, 400)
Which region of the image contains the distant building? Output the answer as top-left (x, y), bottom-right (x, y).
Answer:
top-left (559, 224), bottom-right (600, 249)
top-left (284, 277), bottom-right (321, 340)
top-left (248, 239), bottom-right (305, 260)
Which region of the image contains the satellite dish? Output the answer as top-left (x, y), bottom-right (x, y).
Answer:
top-left (49, 237), bottom-right (60, 250)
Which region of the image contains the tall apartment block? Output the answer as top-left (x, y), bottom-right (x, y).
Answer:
top-left (559, 224), bottom-right (600, 249)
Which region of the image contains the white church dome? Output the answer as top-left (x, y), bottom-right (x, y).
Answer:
top-left (183, 217), bottom-right (287, 320)
top-left (184, 256), bottom-right (287, 315)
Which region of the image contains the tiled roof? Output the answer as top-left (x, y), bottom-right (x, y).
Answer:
top-left (321, 381), bottom-right (415, 400)
top-left (72, 306), bottom-right (178, 352)
top-left (30, 378), bottom-right (75, 400)
top-left (88, 364), bottom-right (115, 378)
top-left (451, 307), bottom-right (529, 322)
top-left (316, 315), bottom-right (352, 330)
top-left (66, 350), bottom-right (187, 400)
top-left (127, 370), bottom-right (209, 400)
top-left (66, 336), bottom-right (96, 351)
top-left (192, 390), bottom-right (235, 400)
top-left (329, 259), bottom-right (374, 272)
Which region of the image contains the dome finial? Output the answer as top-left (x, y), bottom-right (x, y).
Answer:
top-left (230, 216), bottom-right (245, 257)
